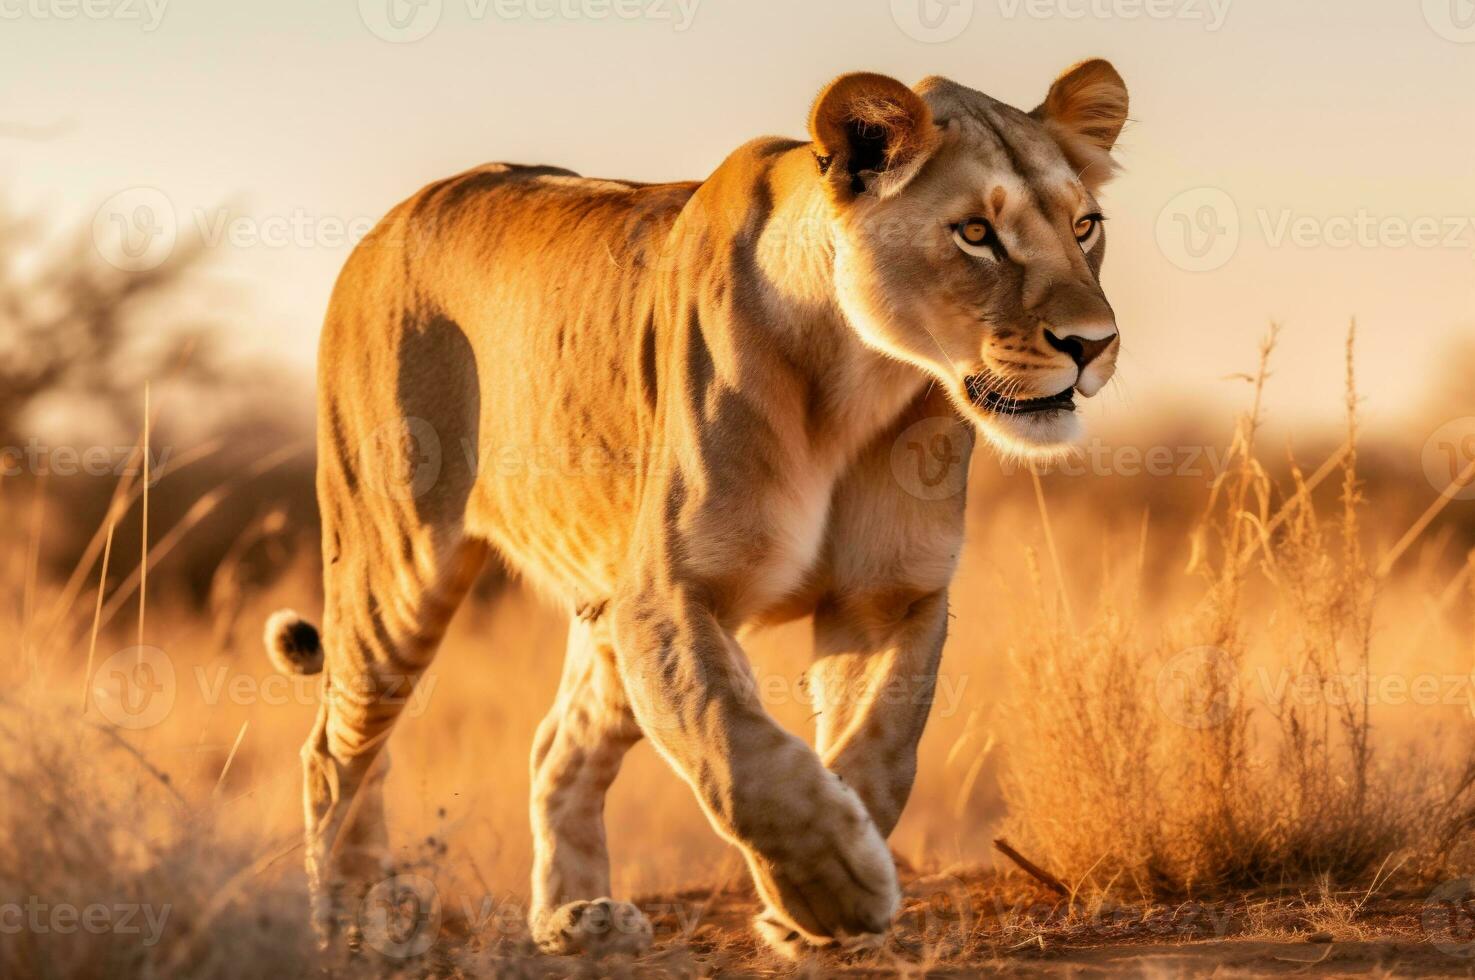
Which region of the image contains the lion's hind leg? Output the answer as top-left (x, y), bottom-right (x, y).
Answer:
top-left (528, 616), bottom-right (651, 957)
top-left (298, 528), bottom-right (486, 945)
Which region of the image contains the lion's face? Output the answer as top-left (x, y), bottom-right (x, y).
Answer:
top-left (811, 64), bottom-right (1129, 457)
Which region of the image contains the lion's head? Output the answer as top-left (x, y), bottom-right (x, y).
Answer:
top-left (809, 61), bottom-right (1129, 457)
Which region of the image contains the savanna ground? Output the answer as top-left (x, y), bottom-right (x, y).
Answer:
top-left (4, 216), bottom-right (1475, 977)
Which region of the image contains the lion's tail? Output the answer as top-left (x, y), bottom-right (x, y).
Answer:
top-left (264, 608), bottom-right (325, 675)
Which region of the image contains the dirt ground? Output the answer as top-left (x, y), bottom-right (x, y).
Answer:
top-left (344, 862), bottom-right (1475, 978)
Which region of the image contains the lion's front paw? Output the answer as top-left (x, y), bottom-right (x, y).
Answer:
top-left (754, 911), bottom-right (887, 961)
top-left (743, 773), bottom-right (900, 948)
top-left (533, 898), bottom-right (653, 957)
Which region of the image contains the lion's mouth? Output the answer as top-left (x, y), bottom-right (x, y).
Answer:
top-left (964, 376), bottom-right (1077, 416)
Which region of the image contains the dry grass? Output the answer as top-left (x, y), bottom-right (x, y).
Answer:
top-left (999, 325), bottom-right (1475, 899)
top-left (0, 317), bottom-right (1473, 975)
top-left (0, 705), bottom-right (317, 977)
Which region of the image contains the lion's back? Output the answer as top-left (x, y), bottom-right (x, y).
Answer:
top-left (316, 163), bottom-right (699, 603)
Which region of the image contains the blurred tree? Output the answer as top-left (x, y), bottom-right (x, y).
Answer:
top-left (0, 198), bottom-right (318, 623)
top-left (0, 205), bottom-right (221, 443)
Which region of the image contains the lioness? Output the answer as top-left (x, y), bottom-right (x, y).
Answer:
top-left (267, 61), bottom-right (1127, 958)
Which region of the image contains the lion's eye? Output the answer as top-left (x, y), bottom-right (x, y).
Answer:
top-left (1075, 213), bottom-right (1105, 250)
top-left (955, 218), bottom-right (991, 245)
top-left (953, 218), bottom-right (998, 257)
top-left (959, 219), bottom-right (992, 245)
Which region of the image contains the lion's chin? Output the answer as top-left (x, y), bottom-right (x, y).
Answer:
top-left (957, 374), bottom-right (1086, 460)
top-left (970, 406), bottom-right (1085, 461)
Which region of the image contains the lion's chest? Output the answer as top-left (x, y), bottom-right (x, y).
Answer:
top-left (678, 450), bottom-right (838, 624)
top-left (680, 362), bottom-right (928, 624)
top-left (741, 467), bottom-right (836, 619)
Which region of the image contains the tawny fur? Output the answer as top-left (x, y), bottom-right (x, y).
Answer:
top-left (269, 62), bottom-right (1128, 959)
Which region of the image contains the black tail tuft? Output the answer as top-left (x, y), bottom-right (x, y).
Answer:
top-left (264, 609), bottom-right (324, 675)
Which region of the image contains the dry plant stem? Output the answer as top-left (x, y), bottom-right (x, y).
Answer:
top-left (1341, 322), bottom-right (1361, 570)
top-left (1340, 323), bottom-right (1372, 815)
top-left (1378, 456), bottom-right (1475, 580)
top-left (138, 382), bottom-right (150, 653)
top-left (1030, 467), bottom-right (1076, 630)
top-left (77, 714), bottom-right (188, 809)
top-left (93, 442), bottom-right (307, 634)
top-left (1435, 556), bottom-right (1472, 613)
top-left (994, 838), bottom-right (1070, 897)
top-left (1235, 441), bottom-right (1349, 571)
top-left (79, 520), bottom-right (116, 714)
top-left (41, 437), bottom-right (226, 642)
top-left (1189, 325), bottom-right (1278, 580)
top-left (212, 721), bottom-right (250, 801)
top-left (21, 475), bottom-right (46, 679)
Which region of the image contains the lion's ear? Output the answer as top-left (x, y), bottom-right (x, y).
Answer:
top-left (1032, 59), bottom-right (1129, 189)
top-left (809, 72), bottom-right (939, 202)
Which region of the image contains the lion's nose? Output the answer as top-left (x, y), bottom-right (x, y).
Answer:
top-left (1044, 328), bottom-right (1117, 369)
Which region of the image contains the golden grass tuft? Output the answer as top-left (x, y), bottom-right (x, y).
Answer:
top-left (0, 704), bottom-right (317, 978)
top-left (999, 325), bottom-right (1475, 898)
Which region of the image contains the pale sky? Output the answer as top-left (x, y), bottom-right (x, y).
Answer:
top-left (4, 0), bottom-right (1472, 433)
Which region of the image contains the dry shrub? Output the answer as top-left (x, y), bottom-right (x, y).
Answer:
top-left (1000, 326), bottom-right (1475, 897)
top-left (0, 703), bottom-right (317, 978)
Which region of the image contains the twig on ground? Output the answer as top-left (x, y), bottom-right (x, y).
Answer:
top-left (993, 838), bottom-right (1070, 897)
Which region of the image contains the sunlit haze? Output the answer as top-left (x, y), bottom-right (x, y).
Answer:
top-left (4, 0), bottom-right (1472, 430)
